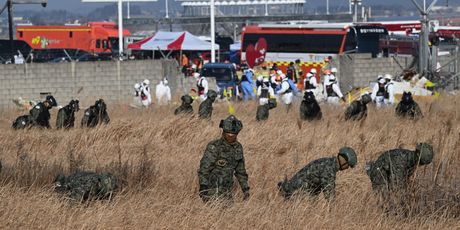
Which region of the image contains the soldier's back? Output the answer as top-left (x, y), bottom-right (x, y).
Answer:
top-left (368, 149), bottom-right (416, 189)
top-left (198, 99), bottom-right (213, 119)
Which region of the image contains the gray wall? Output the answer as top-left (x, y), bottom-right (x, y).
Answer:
top-left (0, 60), bottom-right (181, 109)
top-left (336, 53), bottom-right (458, 93)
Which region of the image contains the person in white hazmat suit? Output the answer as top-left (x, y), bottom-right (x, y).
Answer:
top-left (371, 76), bottom-right (386, 108)
top-left (277, 74), bottom-right (294, 111)
top-left (140, 79), bottom-right (152, 107)
top-left (194, 72), bottom-right (209, 102)
top-left (324, 75), bottom-right (345, 105)
top-left (156, 77), bottom-right (172, 105)
top-left (383, 74), bottom-right (395, 106)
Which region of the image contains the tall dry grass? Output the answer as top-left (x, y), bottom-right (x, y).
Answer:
top-left (0, 94), bottom-right (459, 229)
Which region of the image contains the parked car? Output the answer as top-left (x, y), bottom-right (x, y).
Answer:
top-left (200, 63), bottom-right (239, 100)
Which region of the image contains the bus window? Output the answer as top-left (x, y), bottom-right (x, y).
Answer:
top-left (242, 33), bottom-right (345, 54)
top-left (344, 29), bottom-right (357, 52)
top-left (96, 39), bottom-right (101, 49)
top-left (19, 31), bottom-right (23, 38)
top-left (102, 40), bottom-right (109, 49)
top-left (69, 32), bottom-right (73, 38)
top-left (355, 26), bottom-right (388, 57)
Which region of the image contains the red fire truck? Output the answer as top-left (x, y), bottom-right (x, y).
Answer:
top-left (16, 22), bottom-right (131, 54)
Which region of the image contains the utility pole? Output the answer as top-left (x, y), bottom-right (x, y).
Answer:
top-left (210, 0), bottom-right (215, 63)
top-left (165, 0), bottom-right (169, 18)
top-left (326, 0), bottom-right (329, 15)
top-left (411, 0), bottom-right (438, 76)
top-left (351, 0), bottom-right (362, 23)
top-left (127, 0), bottom-right (130, 19)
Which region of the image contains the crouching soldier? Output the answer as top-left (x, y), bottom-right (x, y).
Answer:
top-left (366, 143), bottom-right (434, 193)
top-left (198, 115), bottom-right (250, 202)
top-left (81, 99), bottom-right (110, 127)
top-left (299, 91), bottom-right (322, 121)
top-left (29, 95), bottom-right (58, 129)
top-left (56, 99), bottom-right (80, 129)
top-left (174, 95), bottom-right (194, 115)
top-left (12, 115), bottom-right (30, 130)
top-left (278, 147), bottom-right (357, 200)
top-left (54, 171), bottom-right (118, 202)
top-left (198, 90), bottom-right (218, 119)
top-left (344, 94), bottom-right (372, 121)
top-left (395, 92), bottom-right (423, 120)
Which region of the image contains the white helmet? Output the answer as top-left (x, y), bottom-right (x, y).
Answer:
top-left (306, 72), bottom-right (313, 78)
top-left (280, 74), bottom-right (287, 79)
top-left (134, 83), bottom-right (140, 90)
top-left (192, 64), bottom-right (197, 69)
top-left (163, 78), bottom-right (169, 85)
top-left (329, 75), bottom-right (336, 81)
top-left (378, 78), bottom-right (386, 84)
top-left (257, 75), bottom-right (264, 81)
top-left (331, 67), bottom-right (337, 73)
top-left (377, 75), bottom-right (383, 80)
top-left (193, 72), bottom-right (200, 78)
top-left (143, 79), bottom-right (150, 85)
top-left (276, 70), bottom-right (283, 75)
top-left (310, 68), bottom-right (317, 74)
top-left (384, 74), bottom-right (393, 80)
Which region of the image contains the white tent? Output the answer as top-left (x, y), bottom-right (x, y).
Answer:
top-left (128, 31), bottom-right (219, 51)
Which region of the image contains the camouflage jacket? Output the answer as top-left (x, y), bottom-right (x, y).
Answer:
top-left (279, 157), bottom-right (339, 200)
top-left (345, 101), bottom-right (367, 121)
top-left (55, 171), bottom-right (118, 202)
top-left (174, 104), bottom-right (193, 115)
top-left (29, 102), bottom-right (51, 128)
top-left (395, 102), bottom-right (422, 120)
top-left (198, 99), bottom-right (214, 119)
top-left (366, 149), bottom-right (418, 191)
top-left (198, 138), bottom-right (249, 198)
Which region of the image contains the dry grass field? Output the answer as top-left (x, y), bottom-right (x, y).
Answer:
top-left (0, 94), bottom-right (459, 229)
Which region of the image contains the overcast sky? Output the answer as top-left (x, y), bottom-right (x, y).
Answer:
top-left (10, 0), bottom-right (454, 13)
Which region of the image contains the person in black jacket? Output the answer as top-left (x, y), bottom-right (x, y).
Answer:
top-left (81, 99), bottom-right (110, 127)
top-left (28, 95), bottom-right (58, 129)
top-left (56, 99), bottom-right (80, 129)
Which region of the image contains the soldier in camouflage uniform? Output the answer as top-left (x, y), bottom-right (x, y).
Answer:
top-left (299, 91), bottom-right (322, 121)
top-left (278, 147), bottom-right (357, 200)
top-left (198, 115), bottom-right (250, 202)
top-left (345, 94), bottom-right (371, 121)
top-left (198, 90), bottom-right (218, 119)
top-left (56, 99), bottom-right (80, 129)
top-left (395, 92), bottom-right (423, 120)
top-left (54, 171), bottom-right (118, 202)
top-left (29, 95), bottom-right (58, 129)
top-left (366, 143), bottom-right (434, 192)
top-left (81, 99), bottom-right (110, 128)
top-left (174, 95), bottom-right (194, 115)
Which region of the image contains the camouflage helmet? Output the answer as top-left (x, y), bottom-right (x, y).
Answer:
top-left (416, 143), bottom-right (434, 165)
top-left (338, 147), bottom-right (357, 168)
top-left (219, 115), bottom-right (243, 134)
top-left (207, 90), bottom-right (218, 100)
top-left (181, 95), bottom-right (193, 104)
top-left (361, 94), bottom-right (372, 104)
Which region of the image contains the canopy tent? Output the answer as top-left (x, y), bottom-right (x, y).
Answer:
top-left (128, 31), bottom-right (219, 51)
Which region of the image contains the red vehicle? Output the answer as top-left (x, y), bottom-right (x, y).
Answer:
top-left (241, 23), bottom-right (388, 81)
top-left (16, 22), bottom-right (130, 54)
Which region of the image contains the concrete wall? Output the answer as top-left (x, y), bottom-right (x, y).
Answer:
top-left (336, 52), bottom-right (458, 93)
top-left (0, 60), bottom-right (181, 109)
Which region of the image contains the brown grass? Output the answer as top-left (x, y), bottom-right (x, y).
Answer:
top-left (0, 95), bottom-right (459, 229)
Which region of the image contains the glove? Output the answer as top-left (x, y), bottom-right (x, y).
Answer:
top-left (243, 190), bottom-right (250, 201)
